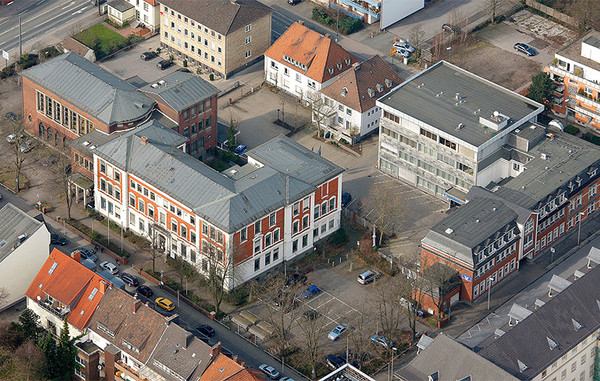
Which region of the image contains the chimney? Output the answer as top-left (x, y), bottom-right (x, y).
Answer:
top-left (70, 250), bottom-right (81, 263)
top-left (324, 33), bottom-right (331, 39)
top-left (133, 299), bottom-right (142, 314)
top-left (141, 136), bottom-right (149, 144)
top-left (298, 20), bottom-right (304, 26)
top-left (210, 342), bottom-right (222, 358)
top-left (184, 333), bottom-right (193, 349)
top-left (99, 282), bottom-right (108, 293)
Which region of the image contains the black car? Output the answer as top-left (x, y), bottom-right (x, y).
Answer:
top-left (341, 192), bottom-right (352, 207)
top-left (514, 42), bottom-right (536, 56)
top-left (141, 51), bottom-right (158, 60)
top-left (50, 234), bottom-right (68, 245)
top-left (196, 324), bottom-right (216, 337)
top-left (326, 354), bottom-right (345, 370)
top-left (137, 285), bottom-right (153, 297)
top-left (119, 273), bottom-right (139, 287)
top-left (72, 248), bottom-right (98, 262)
top-left (157, 60), bottom-right (173, 70)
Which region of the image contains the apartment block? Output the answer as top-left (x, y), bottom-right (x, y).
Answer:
top-left (545, 30), bottom-right (600, 131)
top-left (158, 0), bottom-right (272, 79)
top-left (264, 22), bottom-right (359, 103)
top-left (316, 55), bottom-right (402, 144)
top-left (331, 0), bottom-right (424, 27)
top-left (92, 125), bottom-right (343, 289)
top-left (376, 61), bottom-right (544, 204)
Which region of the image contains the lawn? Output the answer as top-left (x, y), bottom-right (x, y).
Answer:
top-left (73, 24), bottom-right (128, 59)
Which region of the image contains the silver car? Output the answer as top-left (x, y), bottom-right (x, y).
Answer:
top-left (99, 261), bottom-right (119, 275)
top-left (328, 324), bottom-right (349, 341)
top-left (258, 364), bottom-right (280, 379)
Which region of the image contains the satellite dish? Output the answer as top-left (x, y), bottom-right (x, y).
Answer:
top-left (36, 296), bottom-right (41, 301)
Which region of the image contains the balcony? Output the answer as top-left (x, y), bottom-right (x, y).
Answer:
top-left (574, 104), bottom-right (600, 120)
top-left (337, 0), bottom-right (380, 19)
top-left (549, 65), bottom-right (600, 89)
top-left (575, 93), bottom-right (600, 109)
top-left (38, 299), bottom-right (69, 318)
top-left (115, 360), bottom-right (142, 381)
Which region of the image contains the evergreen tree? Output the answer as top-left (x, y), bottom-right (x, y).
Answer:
top-left (55, 319), bottom-right (77, 380)
top-left (39, 331), bottom-right (58, 379)
top-left (527, 72), bottom-right (557, 107)
top-left (17, 309), bottom-right (42, 343)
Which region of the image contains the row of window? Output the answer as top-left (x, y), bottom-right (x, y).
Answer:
top-left (162, 5), bottom-right (226, 40)
top-left (254, 247), bottom-right (280, 271)
top-left (473, 258), bottom-right (516, 298)
top-left (74, 153), bottom-right (94, 173)
top-left (182, 100), bottom-right (211, 121)
top-left (164, 31), bottom-right (223, 67)
top-left (100, 178), bottom-right (121, 202)
top-left (241, 212), bottom-right (277, 242)
top-left (36, 91), bottom-right (94, 135)
top-left (254, 229), bottom-right (281, 254)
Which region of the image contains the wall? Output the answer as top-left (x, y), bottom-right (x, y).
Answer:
top-left (225, 13), bottom-right (271, 78)
top-left (380, 0), bottom-right (424, 30)
top-left (0, 224), bottom-right (50, 311)
top-left (524, 0), bottom-right (577, 26)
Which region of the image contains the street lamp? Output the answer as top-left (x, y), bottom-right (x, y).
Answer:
top-left (550, 247), bottom-right (555, 263)
top-left (446, 46), bottom-right (452, 61)
top-left (487, 276), bottom-right (495, 310)
top-left (277, 109), bottom-right (280, 121)
top-left (577, 211), bottom-right (585, 246)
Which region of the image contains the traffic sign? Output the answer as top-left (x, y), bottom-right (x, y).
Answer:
top-left (2, 50), bottom-right (9, 60)
top-left (390, 47), bottom-right (397, 56)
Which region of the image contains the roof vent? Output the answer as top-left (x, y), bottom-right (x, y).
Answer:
top-left (341, 87), bottom-right (348, 97)
top-left (456, 123), bottom-right (464, 131)
top-left (172, 348), bottom-right (178, 354)
top-left (475, 219), bottom-right (480, 223)
top-left (541, 153), bottom-right (548, 160)
top-left (547, 337), bottom-right (559, 350)
top-left (141, 136), bottom-right (149, 144)
top-left (298, 20), bottom-right (304, 25)
top-left (367, 88), bottom-right (375, 98)
top-left (445, 228), bottom-right (454, 234)
top-left (428, 371), bottom-right (439, 381)
top-left (353, 61), bottom-right (360, 68)
top-left (345, 57), bottom-right (351, 66)
top-left (492, 207), bottom-right (497, 211)
top-left (158, 80), bottom-right (166, 85)
top-left (517, 359), bottom-right (528, 373)
top-left (82, 141), bottom-right (90, 146)
top-left (385, 78), bottom-right (392, 87)
top-left (151, 83), bottom-right (159, 88)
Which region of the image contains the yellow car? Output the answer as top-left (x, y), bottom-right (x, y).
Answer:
top-left (155, 297), bottom-right (175, 311)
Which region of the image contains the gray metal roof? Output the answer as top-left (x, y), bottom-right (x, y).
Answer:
top-left (398, 334), bottom-right (519, 381)
top-left (108, 0), bottom-right (134, 12)
top-left (158, 0), bottom-right (272, 36)
top-left (96, 133), bottom-right (343, 232)
top-left (70, 129), bottom-right (126, 159)
top-left (500, 129), bottom-right (600, 208)
top-left (147, 324), bottom-right (212, 381)
top-left (21, 52), bottom-right (155, 126)
top-left (466, 186), bottom-right (532, 225)
top-left (378, 61), bottom-right (543, 147)
top-left (0, 204), bottom-right (45, 264)
top-left (139, 72), bottom-right (219, 113)
top-left (422, 198), bottom-right (518, 267)
top-left (479, 264), bottom-right (600, 380)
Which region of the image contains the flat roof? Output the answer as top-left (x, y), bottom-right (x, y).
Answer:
top-left (501, 129), bottom-right (600, 207)
top-left (556, 30), bottom-right (600, 74)
top-left (378, 61), bottom-right (543, 147)
top-left (0, 204), bottom-right (44, 263)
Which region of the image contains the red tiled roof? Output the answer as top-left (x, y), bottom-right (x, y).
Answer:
top-left (225, 369), bottom-right (265, 381)
top-left (265, 22), bottom-right (359, 84)
top-left (201, 353), bottom-right (245, 381)
top-left (320, 55), bottom-right (403, 112)
top-left (25, 248), bottom-right (108, 331)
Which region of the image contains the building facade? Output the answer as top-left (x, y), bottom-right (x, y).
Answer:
top-left (376, 61), bottom-right (544, 203)
top-left (545, 30), bottom-right (600, 131)
top-left (92, 129), bottom-right (343, 289)
top-left (264, 22), bottom-right (359, 103)
top-left (125, 0), bottom-right (160, 31)
top-left (315, 55), bottom-right (402, 143)
top-left (158, 0), bottom-right (272, 79)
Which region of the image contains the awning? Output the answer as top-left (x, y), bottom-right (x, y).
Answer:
top-left (444, 187), bottom-right (467, 204)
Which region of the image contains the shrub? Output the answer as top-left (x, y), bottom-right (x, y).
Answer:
top-left (156, 47), bottom-right (162, 53)
top-left (565, 125), bottom-right (580, 135)
top-left (40, 46), bottom-right (61, 59)
top-left (17, 53), bottom-right (39, 70)
top-left (196, 67), bottom-right (202, 74)
top-left (183, 59), bottom-right (188, 67)
top-left (169, 54), bottom-right (175, 61)
top-left (0, 64), bottom-right (16, 79)
top-left (209, 73), bottom-right (214, 81)
top-left (338, 17), bottom-right (363, 34)
top-left (582, 133), bottom-right (600, 146)
top-left (312, 7), bottom-right (333, 27)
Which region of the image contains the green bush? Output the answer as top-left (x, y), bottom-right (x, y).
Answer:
top-left (17, 53), bottom-right (39, 70)
top-left (582, 133), bottom-right (600, 146)
top-left (565, 124), bottom-right (580, 135)
top-left (224, 287), bottom-right (249, 306)
top-left (40, 46), bottom-right (61, 59)
top-left (183, 59), bottom-right (188, 67)
top-left (0, 64), bottom-right (16, 79)
top-left (312, 7), bottom-right (334, 27)
top-left (209, 73), bottom-right (214, 81)
top-left (338, 17), bottom-right (363, 35)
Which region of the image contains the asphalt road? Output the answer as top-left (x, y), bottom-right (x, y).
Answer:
top-left (0, 0), bottom-right (96, 58)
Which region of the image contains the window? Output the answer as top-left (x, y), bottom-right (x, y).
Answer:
top-left (254, 238), bottom-right (261, 254)
top-left (293, 220), bottom-right (299, 234)
top-left (302, 234), bottom-right (308, 247)
top-left (273, 248), bottom-right (279, 261)
top-left (171, 220), bottom-right (178, 233)
top-left (240, 227), bottom-right (247, 241)
top-left (329, 219), bottom-right (334, 229)
top-left (254, 220), bottom-right (261, 234)
top-left (114, 170), bottom-right (120, 182)
top-left (302, 215), bottom-right (309, 229)
top-left (181, 225), bottom-right (187, 239)
top-left (292, 239), bottom-right (298, 253)
top-left (245, 35), bottom-right (251, 44)
top-left (321, 202), bottom-right (327, 216)
top-left (99, 160), bottom-right (106, 174)
top-left (383, 110), bottom-right (400, 123)
top-left (273, 229), bottom-right (280, 242)
top-left (129, 195), bottom-right (135, 207)
top-left (245, 50), bottom-right (251, 59)
top-left (191, 232), bottom-right (196, 244)
top-left (314, 206), bottom-right (320, 219)
top-left (254, 258), bottom-right (260, 271)
top-left (293, 202), bottom-right (299, 216)
top-left (138, 199), bottom-right (145, 213)
top-left (269, 212), bottom-right (276, 227)
top-left (265, 233), bottom-right (272, 247)
top-left (100, 179), bottom-right (106, 192)
top-left (245, 24), bottom-right (251, 32)
top-left (329, 197), bottom-right (336, 211)
top-left (420, 128), bottom-right (437, 141)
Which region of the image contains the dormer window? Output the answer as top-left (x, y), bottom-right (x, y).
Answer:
top-left (341, 87), bottom-right (348, 97)
top-left (376, 83), bottom-right (384, 93)
top-left (344, 57), bottom-right (351, 66)
top-left (367, 88), bottom-right (375, 98)
top-left (336, 62), bottom-right (342, 70)
top-left (385, 78), bottom-right (392, 88)
top-left (328, 66), bottom-right (334, 75)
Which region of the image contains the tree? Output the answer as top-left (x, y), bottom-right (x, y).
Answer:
top-left (56, 156), bottom-right (78, 221)
top-left (17, 309), bottom-right (43, 344)
top-left (55, 319), bottom-right (78, 380)
top-left (408, 23), bottom-right (426, 54)
top-left (13, 339), bottom-right (46, 380)
top-left (487, 0), bottom-right (500, 23)
top-left (0, 113), bottom-right (28, 192)
top-left (394, 272), bottom-right (423, 340)
top-left (145, 240), bottom-right (163, 275)
top-left (419, 259), bottom-right (459, 322)
top-left (205, 242), bottom-right (240, 315)
top-left (227, 117), bottom-right (237, 152)
top-left (373, 281), bottom-right (403, 345)
top-left (308, 92), bottom-right (334, 137)
top-left (527, 72), bottom-right (557, 107)
top-left (39, 331), bottom-right (58, 379)
top-left (348, 306), bottom-right (371, 369)
top-left (363, 183), bottom-right (405, 246)
top-left (297, 304), bottom-right (329, 379)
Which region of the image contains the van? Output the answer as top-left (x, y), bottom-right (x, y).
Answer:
top-left (357, 270), bottom-right (379, 284)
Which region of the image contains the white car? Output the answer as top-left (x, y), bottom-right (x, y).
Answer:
top-left (258, 364), bottom-right (280, 379)
top-left (328, 324), bottom-right (349, 341)
top-left (395, 47), bottom-right (412, 58)
top-left (393, 41), bottom-right (415, 53)
top-left (99, 261), bottom-right (119, 275)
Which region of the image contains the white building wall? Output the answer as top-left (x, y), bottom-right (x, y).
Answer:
top-left (0, 224), bottom-right (50, 311)
top-left (27, 297), bottom-right (84, 339)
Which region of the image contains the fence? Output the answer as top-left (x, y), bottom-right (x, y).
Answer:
top-left (525, 0), bottom-right (578, 26)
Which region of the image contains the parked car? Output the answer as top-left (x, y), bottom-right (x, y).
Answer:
top-left (157, 60), bottom-right (173, 70)
top-left (5, 133), bottom-right (24, 144)
top-left (50, 234), bottom-right (67, 246)
top-left (233, 144), bottom-right (247, 155)
top-left (119, 273), bottom-right (139, 287)
top-left (196, 324), bottom-right (216, 337)
top-left (357, 270), bottom-right (382, 285)
top-left (140, 51), bottom-right (158, 60)
top-left (341, 192), bottom-right (352, 207)
top-left (287, 0), bottom-right (301, 4)
top-left (73, 248), bottom-right (98, 262)
top-left (396, 47), bottom-right (412, 58)
top-left (301, 285), bottom-right (321, 298)
top-left (370, 334), bottom-right (397, 350)
top-left (258, 364), bottom-right (280, 380)
top-left (19, 140), bottom-right (34, 153)
top-left (328, 324), bottom-right (349, 341)
top-left (326, 354), bottom-right (345, 370)
top-left (99, 261), bottom-right (118, 275)
top-left (513, 42), bottom-right (536, 56)
top-left (280, 378), bottom-right (296, 381)
top-left (155, 297), bottom-right (175, 311)
top-left (136, 285), bottom-right (153, 297)
top-left (393, 41), bottom-right (415, 53)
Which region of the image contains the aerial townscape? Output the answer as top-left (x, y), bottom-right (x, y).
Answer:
top-left (1, 0), bottom-right (600, 379)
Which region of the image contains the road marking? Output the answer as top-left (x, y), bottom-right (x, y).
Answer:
top-left (18, 9), bottom-right (29, 15)
top-left (72, 6), bottom-right (85, 14)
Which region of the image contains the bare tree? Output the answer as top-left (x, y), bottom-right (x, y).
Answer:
top-left (393, 272), bottom-right (424, 340)
top-left (373, 282), bottom-right (403, 343)
top-left (408, 24), bottom-right (426, 54)
top-left (55, 155), bottom-right (79, 221)
top-left (487, 0), bottom-right (500, 24)
top-left (13, 339), bottom-right (46, 380)
top-left (308, 92), bottom-right (334, 137)
top-left (362, 183), bottom-right (405, 246)
top-left (419, 258), bottom-right (459, 322)
top-left (4, 118), bottom-right (27, 193)
top-left (297, 304), bottom-right (329, 379)
top-left (204, 242), bottom-right (241, 315)
top-left (348, 305), bottom-right (371, 369)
